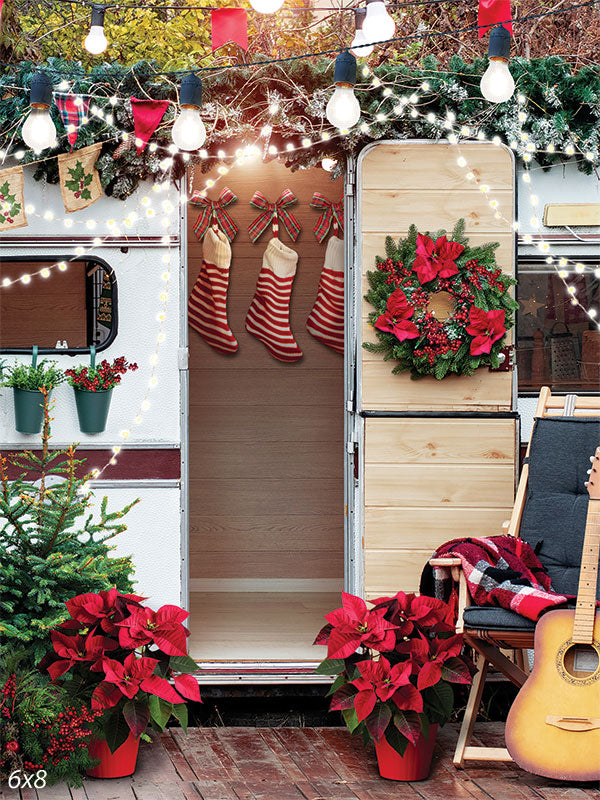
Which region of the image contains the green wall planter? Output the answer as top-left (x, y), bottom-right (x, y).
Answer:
top-left (74, 388), bottom-right (113, 434)
top-left (13, 388), bottom-right (47, 434)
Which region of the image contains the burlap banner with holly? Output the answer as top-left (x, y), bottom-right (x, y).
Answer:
top-left (0, 166), bottom-right (27, 231)
top-left (58, 143), bottom-right (103, 213)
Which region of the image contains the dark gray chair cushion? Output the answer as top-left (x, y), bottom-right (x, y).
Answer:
top-left (519, 417), bottom-right (600, 599)
top-left (463, 606), bottom-right (535, 631)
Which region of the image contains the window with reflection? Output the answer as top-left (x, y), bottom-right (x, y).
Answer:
top-left (517, 259), bottom-right (599, 393)
top-left (0, 257), bottom-right (117, 354)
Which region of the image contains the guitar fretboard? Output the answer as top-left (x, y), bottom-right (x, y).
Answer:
top-left (573, 500), bottom-right (600, 644)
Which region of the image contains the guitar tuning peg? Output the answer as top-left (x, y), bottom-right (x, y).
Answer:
top-left (591, 456), bottom-right (596, 462)
top-left (584, 481), bottom-right (589, 486)
top-left (588, 469), bottom-right (593, 475)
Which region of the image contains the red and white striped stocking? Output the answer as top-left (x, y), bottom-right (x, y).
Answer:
top-left (306, 236), bottom-right (345, 354)
top-left (245, 238), bottom-right (303, 363)
top-left (188, 227), bottom-right (238, 354)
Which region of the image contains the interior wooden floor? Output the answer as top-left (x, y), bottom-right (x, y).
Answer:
top-left (189, 592), bottom-right (341, 662)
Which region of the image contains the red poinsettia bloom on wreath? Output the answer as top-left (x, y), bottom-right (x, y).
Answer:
top-left (374, 288), bottom-right (420, 343)
top-left (348, 657), bottom-right (423, 722)
top-left (117, 604), bottom-right (190, 657)
top-left (315, 592), bottom-right (398, 659)
top-left (465, 307), bottom-right (506, 355)
top-left (412, 234), bottom-right (465, 284)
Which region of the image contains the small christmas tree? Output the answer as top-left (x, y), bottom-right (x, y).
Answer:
top-left (0, 389), bottom-right (138, 666)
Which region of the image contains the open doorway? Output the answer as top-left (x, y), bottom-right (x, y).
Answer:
top-left (186, 159), bottom-right (345, 665)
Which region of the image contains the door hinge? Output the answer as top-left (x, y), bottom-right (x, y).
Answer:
top-left (178, 347), bottom-right (189, 370)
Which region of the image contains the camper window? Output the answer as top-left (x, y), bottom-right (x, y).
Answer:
top-left (516, 258), bottom-right (599, 393)
top-left (0, 256), bottom-right (117, 354)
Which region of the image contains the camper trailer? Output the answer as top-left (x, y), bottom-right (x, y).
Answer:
top-left (1, 140), bottom-right (598, 683)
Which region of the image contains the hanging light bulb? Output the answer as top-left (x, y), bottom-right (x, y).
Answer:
top-left (171, 74), bottom-right (207, 152)
top-left (21, 72), bottom-right (56, 153)
top-left (321, 157), bottom-right (337, 172)
top-left (84, 4), bottom-right (108, 55)
top-left (480, 26), bottom-right (515, 103)
top-left (249, 0), bottom-right (284, 13)
top-left (350, 9), bottom-right (373, 58)
top-left (326, 52), bottom-right (361, 131)
top-left (362, 0), bottom-right (395, 45)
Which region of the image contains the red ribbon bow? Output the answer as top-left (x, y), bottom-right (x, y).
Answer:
top-left (248, 189), bottom-right (301, 242)
top-left (190, 187), bottom-right (239, 242)
top-left (310, 192), bottom-right (344, 243)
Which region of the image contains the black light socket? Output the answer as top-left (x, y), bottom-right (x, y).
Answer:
top-left (90, 4), bottom-right (106, 27)
top-left (354, 8), bottom-right (366, 30)
top-left (488, 25), bottom-right (511, 60)
top-left (334, 52), bottom-right (357, 86)
top-left (180, 73), bottom-right (203, 107)
top-left (29, 72), bottom-right (53, 107)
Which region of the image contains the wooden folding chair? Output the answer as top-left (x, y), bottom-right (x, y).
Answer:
top-left (430, 387), bottom-right (600, 767)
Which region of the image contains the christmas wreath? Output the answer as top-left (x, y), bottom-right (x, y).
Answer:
top-left (363, 220), bottom-right (518, 379)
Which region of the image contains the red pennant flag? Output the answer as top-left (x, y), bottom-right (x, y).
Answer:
top-left (211, 8), bottom-right (248, 52)
top-left (478, 0), bottom-right (513, 38)
top-left (130, 98), bottom-right (170, 154)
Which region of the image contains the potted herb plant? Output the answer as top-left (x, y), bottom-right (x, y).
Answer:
top-left (1, 348), bottom-right (64, 434)
top-left (64, 348), bottom-right (138, 434)
top-left (314, 592), bottom-right (473, 781)
top-left (40, 589), bottom-right (201, 779)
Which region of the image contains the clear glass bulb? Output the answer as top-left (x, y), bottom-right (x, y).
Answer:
top-left (362, 1), bottom-right (395, 44)
top-left (21, 107), bottom-right (57, 152)
top-left (84, 25), bottom-right (108, 54)
top-left (171, 107), bottom-right (207, 151)
top-left (480, 59), bottom-right (515, 103)
top-left (249, 0), bottom-right (284, 12)
top-left (326, 85), bottom-right (361, 130)
top-left (350, 29), bottom-right (374, 58)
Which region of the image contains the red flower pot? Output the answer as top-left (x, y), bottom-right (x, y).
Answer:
top-left (375, 724), bottom-right (438, 781)
top-left (86, 732), bottom-right (140, 779)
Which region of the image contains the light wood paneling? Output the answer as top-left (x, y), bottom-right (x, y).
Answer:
top-left (187, 160), bottom-right (344, 662)
top-left (365, 463), bottom-right (514, 507)
top-left (0, 260), bottom-right (87, 349)
top-left (363, 416), bottom-right (516, 595)
top-left (359, 141), bottom-right (515, 412)
top-left (361, 143), bottom-right (514, 191)
top-left (189, 592), bottom-right (337, 661)
top-left (364, 507), bottom-right (511, 551)
top-left (365, 419), bottom-right (514, 463)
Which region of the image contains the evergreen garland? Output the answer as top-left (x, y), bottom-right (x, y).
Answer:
top-left (363, 220), bottom-right (518, 379)
top-left (0, 56), bottom-right (598, 199)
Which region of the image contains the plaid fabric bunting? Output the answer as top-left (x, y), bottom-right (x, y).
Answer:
top-left (310, 192), bottom-right (344, 243)
top-left (191, 187), bottom-right (239, 242)
top-left (55, 93), bottom-right (90, 150)
top-left (248, 189), bottom-right (301, 243)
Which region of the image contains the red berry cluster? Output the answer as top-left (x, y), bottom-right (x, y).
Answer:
top-left (33, 706), bottom-right (102, 767)
top-left (465, 259), bottom-right (506, 292)
top-left (412, 313), bottom-right (456, 365)
top-left (65, 356), bottom-right (138, 392)
top-left (0, 674), bottom-right (16, 719)
top-left (376, 257), bottom-right (414, 288)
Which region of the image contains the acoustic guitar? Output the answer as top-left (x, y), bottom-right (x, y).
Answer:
top-left (505, 445), bottom-right (600, 781)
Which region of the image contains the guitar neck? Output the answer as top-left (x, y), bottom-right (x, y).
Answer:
top-left (572, 499), bottom-right (600, 644)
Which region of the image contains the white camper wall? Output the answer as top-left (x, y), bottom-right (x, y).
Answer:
top-left (0, 168), bottom-right (183, 608)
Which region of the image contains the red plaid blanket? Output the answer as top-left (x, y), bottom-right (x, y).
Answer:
top-left (424, 535), bottom-right (568, 621)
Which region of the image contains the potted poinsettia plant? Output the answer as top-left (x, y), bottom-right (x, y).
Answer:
top-left (39, 589), bottom-right (200, 779)
top-left (64, 348), bottom-right (138, 434)
top-left (1, 349), bottom-right (64, 434)
top-left (314, 592), bottom-right (473, 781)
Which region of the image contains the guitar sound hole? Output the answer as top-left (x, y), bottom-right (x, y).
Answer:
top-left (563, 644), bottom-right (600, 678)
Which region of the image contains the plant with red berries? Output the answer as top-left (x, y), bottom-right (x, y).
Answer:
top-left (314, 592), bottom-right (473, 757)
top-left (364, 219), bottom-right (517, 379)
top-left (64, 356), bottom-right (138, 392)
top-left (41, 589), bottom-right (201, 753)
top-left (0, 662), bottom-right (100, 787)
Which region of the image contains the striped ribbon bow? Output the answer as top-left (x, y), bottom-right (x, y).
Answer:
top-left (248, 189), bottom-right (301, 243)
top-left (191, 187), bottom-right (239, 242)
top-left (310, 192), bottom-right (344, 243)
